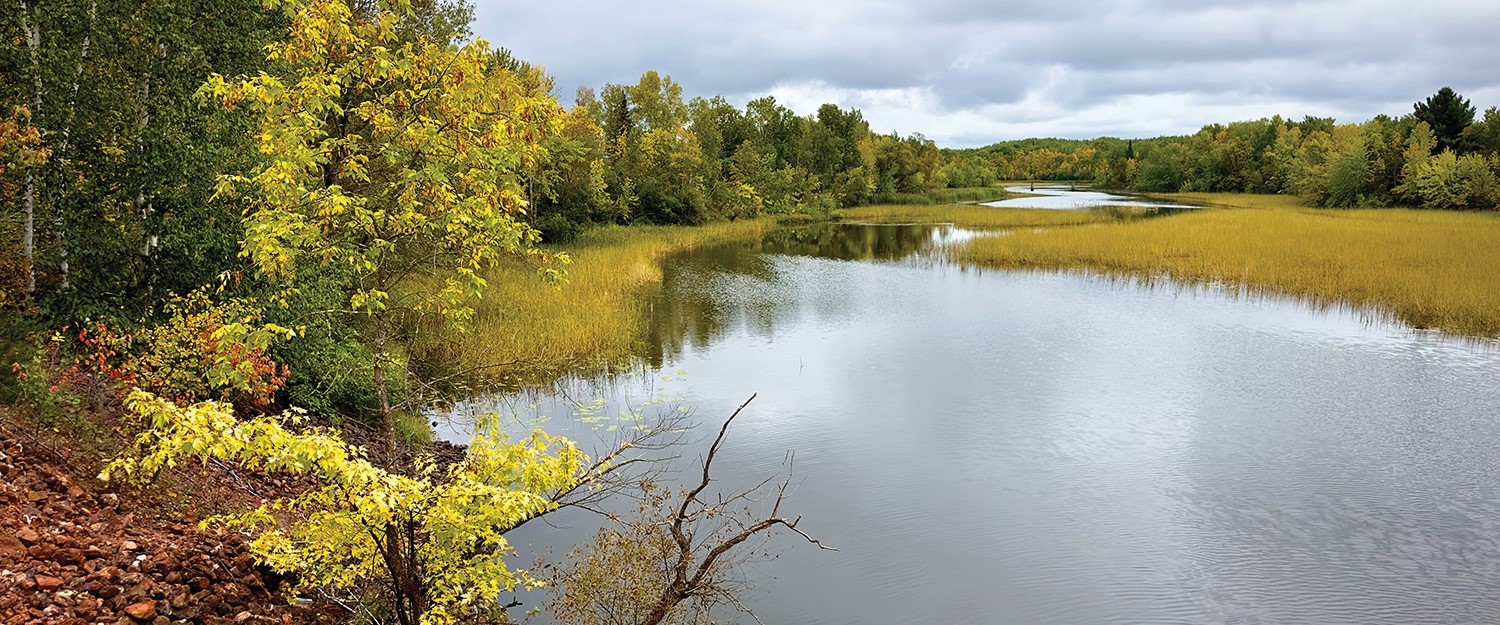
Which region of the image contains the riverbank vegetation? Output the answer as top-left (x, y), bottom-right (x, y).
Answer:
top-left (1, 0), bottom-right (832, 622)
top-left (421, 219), bottom-right (780, 389)
top-left (943, 88), bottom-right (1500, 211)
top-left (953, 196), bottom-right (1500, 336)
top-left (2, 0), bottom-right (1498, 620)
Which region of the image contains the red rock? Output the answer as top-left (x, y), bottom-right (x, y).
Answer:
top-left (54, 548), bottom-right (84, 565)
top-left (150, 552), bottom-right (178, 569)
top-left (35, 575), bottom-right (65, 592)
top-left (123, 600), bottom-right (157, 620)
top-left (15, 527), bottom-right (40, 545)
top-left (0, 534), bottom-right (25, 559)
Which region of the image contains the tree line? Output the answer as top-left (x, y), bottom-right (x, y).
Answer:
top-left (4, 0), bottom-right (1494, 426)
top-left (2, 1), bottom-right (835, 623)
top-left (943, 87), bottom-right (1500, 210)
top-left (2, 1), bottom-right (1496, 622)
top-left (517, 68), bottom-right (947, 240)
top-left (0, 0), bottom-right (947, 420)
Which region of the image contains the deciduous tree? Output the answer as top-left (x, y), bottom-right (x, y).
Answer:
top-left (104, 390), bottom-right (585, 625)
top-left (206, 0), bottom-right (565, 450)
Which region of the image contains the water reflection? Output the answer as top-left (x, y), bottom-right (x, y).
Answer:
top-left (642, 223), bottom-right (969, 368)
top-left (760, 221), bottom-right (973, 260)
top-left (988, 185), bottom-right (1196, 211)
top-left (451, 222), bottom-right (1500, 625)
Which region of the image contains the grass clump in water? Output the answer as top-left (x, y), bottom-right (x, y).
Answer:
top-left (953, 193), bottom-right (1500, 337)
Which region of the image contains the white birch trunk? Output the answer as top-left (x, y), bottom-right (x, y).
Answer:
top-left (19, 0), bottom-right (42, 294)
top-left (51, 0), bottom-right (99, 289)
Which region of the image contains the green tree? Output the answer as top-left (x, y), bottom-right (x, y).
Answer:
top-left (206, 0), bottom-right (564, 450)
top-left (1133, 144), bottom-right (1185, 193)
top-left (1395, 122), bottom-right (1439, 203)
top-left (610, 72), bottom-right (708, 224)
top-left (3, 0), bottom-right (280, 315)
top-left (1326, 145), bottom-right (1369, 208)
top-left (1413, 87), bottom-right (1476, 154)
top-left (1462, 107), bottom-right (1500, 156)
top-left (1405, 149), bottom-right (1499, 209)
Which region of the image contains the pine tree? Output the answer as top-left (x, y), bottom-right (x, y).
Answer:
top-left (1413, 87), bottom-right (1476, 154)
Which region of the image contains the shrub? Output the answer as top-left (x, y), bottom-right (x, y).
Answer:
top-left (105, 390), bottom-right (586, 625)
top-left (9, 292), bottom-right (291, 422)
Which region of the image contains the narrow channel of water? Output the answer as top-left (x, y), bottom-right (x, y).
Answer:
top-left (986, 185), bottom-right (1194, 210)
top-left (445, 216), bottom-right (1500, 625)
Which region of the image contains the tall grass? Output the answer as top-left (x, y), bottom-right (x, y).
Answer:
top-left (841, 204), bottom-right (1118, 229)
top-left (954, 195), bottom-right (1500, 336)
top-left (420, 219), bottom-right (778, 389)
top-left (925, 186), bottom-right (1011, 204)
top-left (1148, 192), bottom-right (1311, 211)
top-left (866, 186), bottom-right (1009, 206)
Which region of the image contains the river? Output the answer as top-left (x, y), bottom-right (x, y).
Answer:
top-left (443, 210), bottom-right (1500, 624)
top-left (985, 185), bottom-right (1192, 210)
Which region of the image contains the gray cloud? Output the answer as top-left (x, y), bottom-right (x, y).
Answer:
top-left (472, 0), bottom-right (1500, 147)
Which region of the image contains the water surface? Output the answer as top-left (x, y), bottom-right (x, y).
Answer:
top-left (448, 223), bottom-right (1500, 625)
top-left (987, 185), bottom-right (1193, 210)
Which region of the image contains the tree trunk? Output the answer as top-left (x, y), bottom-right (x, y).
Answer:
top-left (19, 1), bottom-right (41, 295)
top-left (23, 176), bottom-right (35, 294)
top-left (136, 81), bottom-right (157, 297)
top-left (137, 81), bottom-right (155, 259)
top-left (640, 589), bottom-right (684, 625)
top-left (373, 341), bottom-right (395, 459)
top-left (51, 0), bottom-right (99, 290)
top-left (379, 518), bottom-right (427, 625)
top-left (371, 249), bottom-right (398, 457)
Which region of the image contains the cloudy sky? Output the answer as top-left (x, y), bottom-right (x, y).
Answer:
top-left (472, 0), bottom-right (1500, 148)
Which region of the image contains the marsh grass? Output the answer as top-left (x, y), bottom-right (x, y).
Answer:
top-left (954, 194), bottom-right (1500, 336)
top-left (417, 219), bottom-right (778, 390)
top-left (1146, 192), bottom-right (1311, 211)
top-left (926, 186), bottom-right (1011, 204)
top-left (841, 204), bottom-right (1116, 229)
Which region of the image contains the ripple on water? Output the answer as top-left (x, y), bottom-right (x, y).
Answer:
top-left (446, 224), bottom-right (1500, 625)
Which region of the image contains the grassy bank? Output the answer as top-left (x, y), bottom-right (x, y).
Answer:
top-left (427, 202), bottom-right (1113, 389)
top-left (426, 219), bottom-right (780, 388)
top-left (926, 186), bottom-right (1011, 204)
top-left (841, 204), bottom-right (1116, 229)
top-left (953, 194), bottom-right (1500, 336)
top-left (1147, 192), bottom-right (1312, 210)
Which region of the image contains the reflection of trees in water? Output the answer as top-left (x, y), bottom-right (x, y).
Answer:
top-left (640, 243), bottom-right (766, 368)
top-left (762, 222), bottom-right (941, 261)
top-left (640, 223), bottom-right (944, 367)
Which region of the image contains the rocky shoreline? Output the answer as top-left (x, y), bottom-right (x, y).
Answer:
top-left (0, 433), bottom-right (338, 624)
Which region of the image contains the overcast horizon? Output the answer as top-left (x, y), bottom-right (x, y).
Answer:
top-left (472, 0), bottom-right (1500, 148)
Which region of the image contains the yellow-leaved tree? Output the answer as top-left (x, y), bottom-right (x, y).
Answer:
top-left (204, 0), bottom-right (567, 450)
top-left (104, 389), bottom-right (587, 625)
